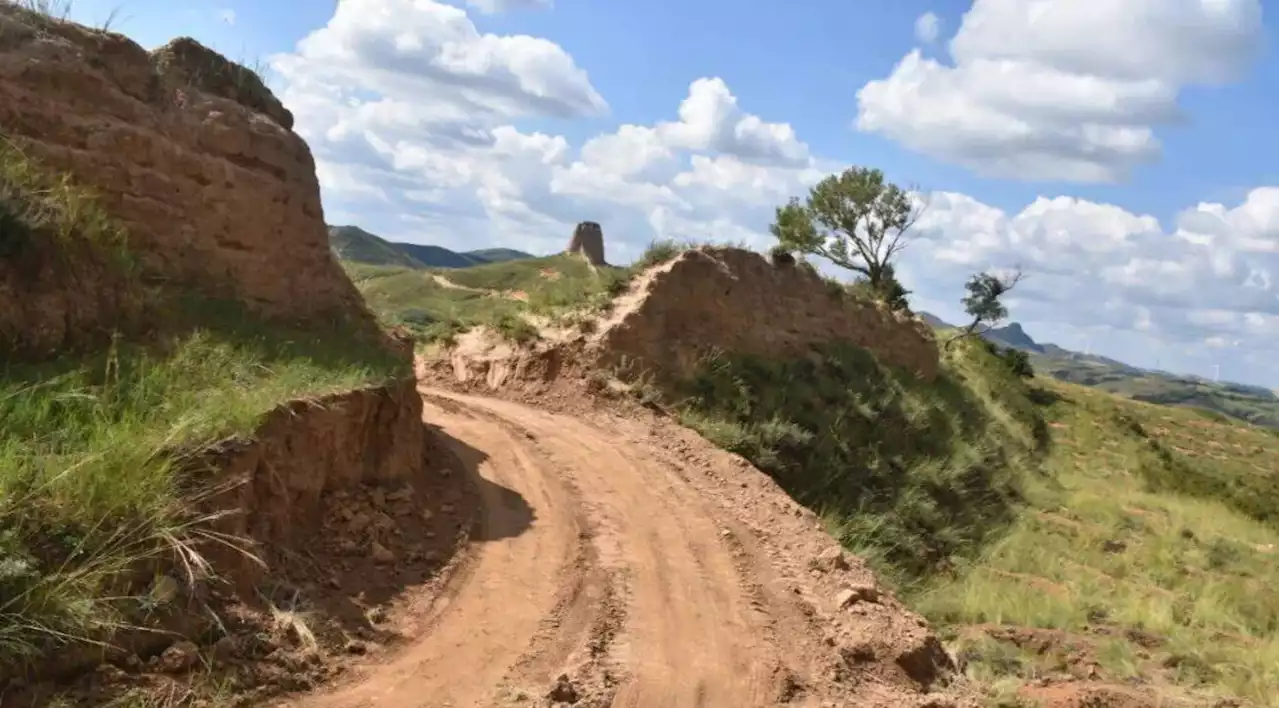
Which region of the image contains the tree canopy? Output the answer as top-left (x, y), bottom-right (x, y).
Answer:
top-left (769, 166), bottom-right (921, 291)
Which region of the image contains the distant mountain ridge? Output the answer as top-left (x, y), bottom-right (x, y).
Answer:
top-left (328, 225), bottom-right (535, 269)
top-left (920, 312), bottom-right (1278, 428)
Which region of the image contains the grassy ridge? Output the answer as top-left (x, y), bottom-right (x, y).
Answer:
top-left (920, 381), bottom-right (1278, 705)
top-left (676, 337), bottom-right (1045, 579)
top-left (0, 146), bottom-right (406, 664)
top-left (344, 254), bottom-right (631, 344)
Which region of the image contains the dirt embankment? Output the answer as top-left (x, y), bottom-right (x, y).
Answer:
top-left (0, 5), bottom-right (370, 353)
top-left (0, 9), bottom-right (449, 704)
top-left (4, 381), bottom-right (476, 706)
top-left (438, 247), bottom-right (941, 397)
top-left (595, 247), bottom-right (939, 386)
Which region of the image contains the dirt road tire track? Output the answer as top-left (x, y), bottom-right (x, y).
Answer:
top-left (287, 387), bottom-right (961, 708)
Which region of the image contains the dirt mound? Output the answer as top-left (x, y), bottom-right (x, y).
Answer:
top-left (593, 246), bottom-right (939, 388)
top-left (0, 4), bottom-right (370, 351)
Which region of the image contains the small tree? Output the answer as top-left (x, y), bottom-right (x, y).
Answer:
top-left (770, 166), bottom-right (922, 295)
top-left (946, 268), bottom-right (1025, 350)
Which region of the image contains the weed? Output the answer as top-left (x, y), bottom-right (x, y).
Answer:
top-left (0, 140), bottom-right (131, 269)
top-left (632, 239), bottom-right (686, 270)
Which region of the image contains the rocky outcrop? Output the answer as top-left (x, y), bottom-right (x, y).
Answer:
top-left (0, 6), bottom-right (368, 340)
top-left (566, 221), bottom-right (607, 265)
top-left (597, 247), bottom-right (939, 385)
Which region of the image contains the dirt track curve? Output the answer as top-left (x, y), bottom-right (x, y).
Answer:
top-left (284, 387), bottom-right (960, 708)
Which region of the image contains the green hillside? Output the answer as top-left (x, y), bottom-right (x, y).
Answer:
top-left (327, 225), bottom-right (425, 268)
top-left (921, 313), bottom-right (1279, 428)
top-left (327, 224), bottom-right (535, 269)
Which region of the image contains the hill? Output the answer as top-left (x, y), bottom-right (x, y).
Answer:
top-left (921, 313), bottom-right (1279, 428)
top-left (327, 225), bottom-right (426, 268)
top-left (327, 224), bottom-right (535, 269)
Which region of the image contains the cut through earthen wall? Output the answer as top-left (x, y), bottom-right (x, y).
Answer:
top-left (598, 247), bottom-right (940, 386)
top-left (0, 7), bottom-right (371, 353)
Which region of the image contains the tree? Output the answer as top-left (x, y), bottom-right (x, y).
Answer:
top-left (769, 166), bottom-right (922, 294)
top-left (946, 268), bottom-right (1025, 350)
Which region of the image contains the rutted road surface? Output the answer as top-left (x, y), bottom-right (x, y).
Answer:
top-left (287, 388), bottom-right (958, 708)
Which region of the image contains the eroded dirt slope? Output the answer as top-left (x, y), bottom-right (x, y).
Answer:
top-left (284, 384), bottom-right (970, 708)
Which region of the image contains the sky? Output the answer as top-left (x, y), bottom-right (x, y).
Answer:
top-left (63, 0), bottom-right (1280, 388)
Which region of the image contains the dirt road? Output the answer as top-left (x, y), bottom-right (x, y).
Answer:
top-left (286, 388), bottom-right (955, 708)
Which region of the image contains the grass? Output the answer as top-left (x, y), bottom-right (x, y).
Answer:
top-left (344, 253), bottom-right (634, 345)
top-left (0, 141), bottom-right (408, 668)
top-left (0, 138), bottom-right (130, 267)
top-left (0, 299), bottom-right (405, 665)
top-left (673, 336), bottom-right (1046, 581)
top-left (913, 380), bottom-right (1278, 706)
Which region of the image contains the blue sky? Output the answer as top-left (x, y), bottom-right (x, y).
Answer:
top-left (64, 0), bottom-right (1280, 387)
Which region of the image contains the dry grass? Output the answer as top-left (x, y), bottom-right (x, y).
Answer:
top-left (914, 379), bottom-right (1278, 706)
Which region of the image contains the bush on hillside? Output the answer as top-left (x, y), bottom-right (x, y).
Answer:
top-left (979, 340), bottom-right (1034, 379)
top-left (769, 244), bottom-right (796, 267)
top-left (846, 265), bottom-right (912, 313)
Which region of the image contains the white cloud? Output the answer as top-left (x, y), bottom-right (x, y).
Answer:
top-left (466, 0), bottom-right (552, 13)
top-left (272, 0), bottom-right (1278, 386)
top-left (899, 185), bottom-right (1279, 381)
top-left (914, 11), bottom-right (940, 44)
top-left (856, 0), bottom-right (1265, 183)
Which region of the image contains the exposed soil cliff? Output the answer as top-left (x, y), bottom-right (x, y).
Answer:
top-left (594, 247), bottom-right (940, 388)
top-left (0, 5), bottom-right (368, 355)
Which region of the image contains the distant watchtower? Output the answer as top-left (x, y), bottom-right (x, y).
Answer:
top-left (566, 221), bottom-right (607, 266)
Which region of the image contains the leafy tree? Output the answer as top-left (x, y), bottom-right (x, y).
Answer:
top-left (770, 166), bottom-right (922, 294)
top-left (946, 268), bottom-right (1025, 350)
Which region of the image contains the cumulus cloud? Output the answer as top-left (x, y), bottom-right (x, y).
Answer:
top-left (897, 185), bottom-right (1278, 383)
top-left (856, 0), bottom-right (1265, 183)
top-left (465, 0), bottom-right (553, 13)
top-left (914, 12), bottom-right (940, 44)
top-left (270, 0), bottom-right (1278, 386)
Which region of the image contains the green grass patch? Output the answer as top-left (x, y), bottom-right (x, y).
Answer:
top-left (0, 299), bottom-right (405, 664)
top-left (910, 381), bottom-right (1279, 705)
top-left (345, 254), bottom-right (633, 345)
top-left (674, 337), bottom-right (1046, 581)
top-left (651, 317), bottom-right (1277, 705)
